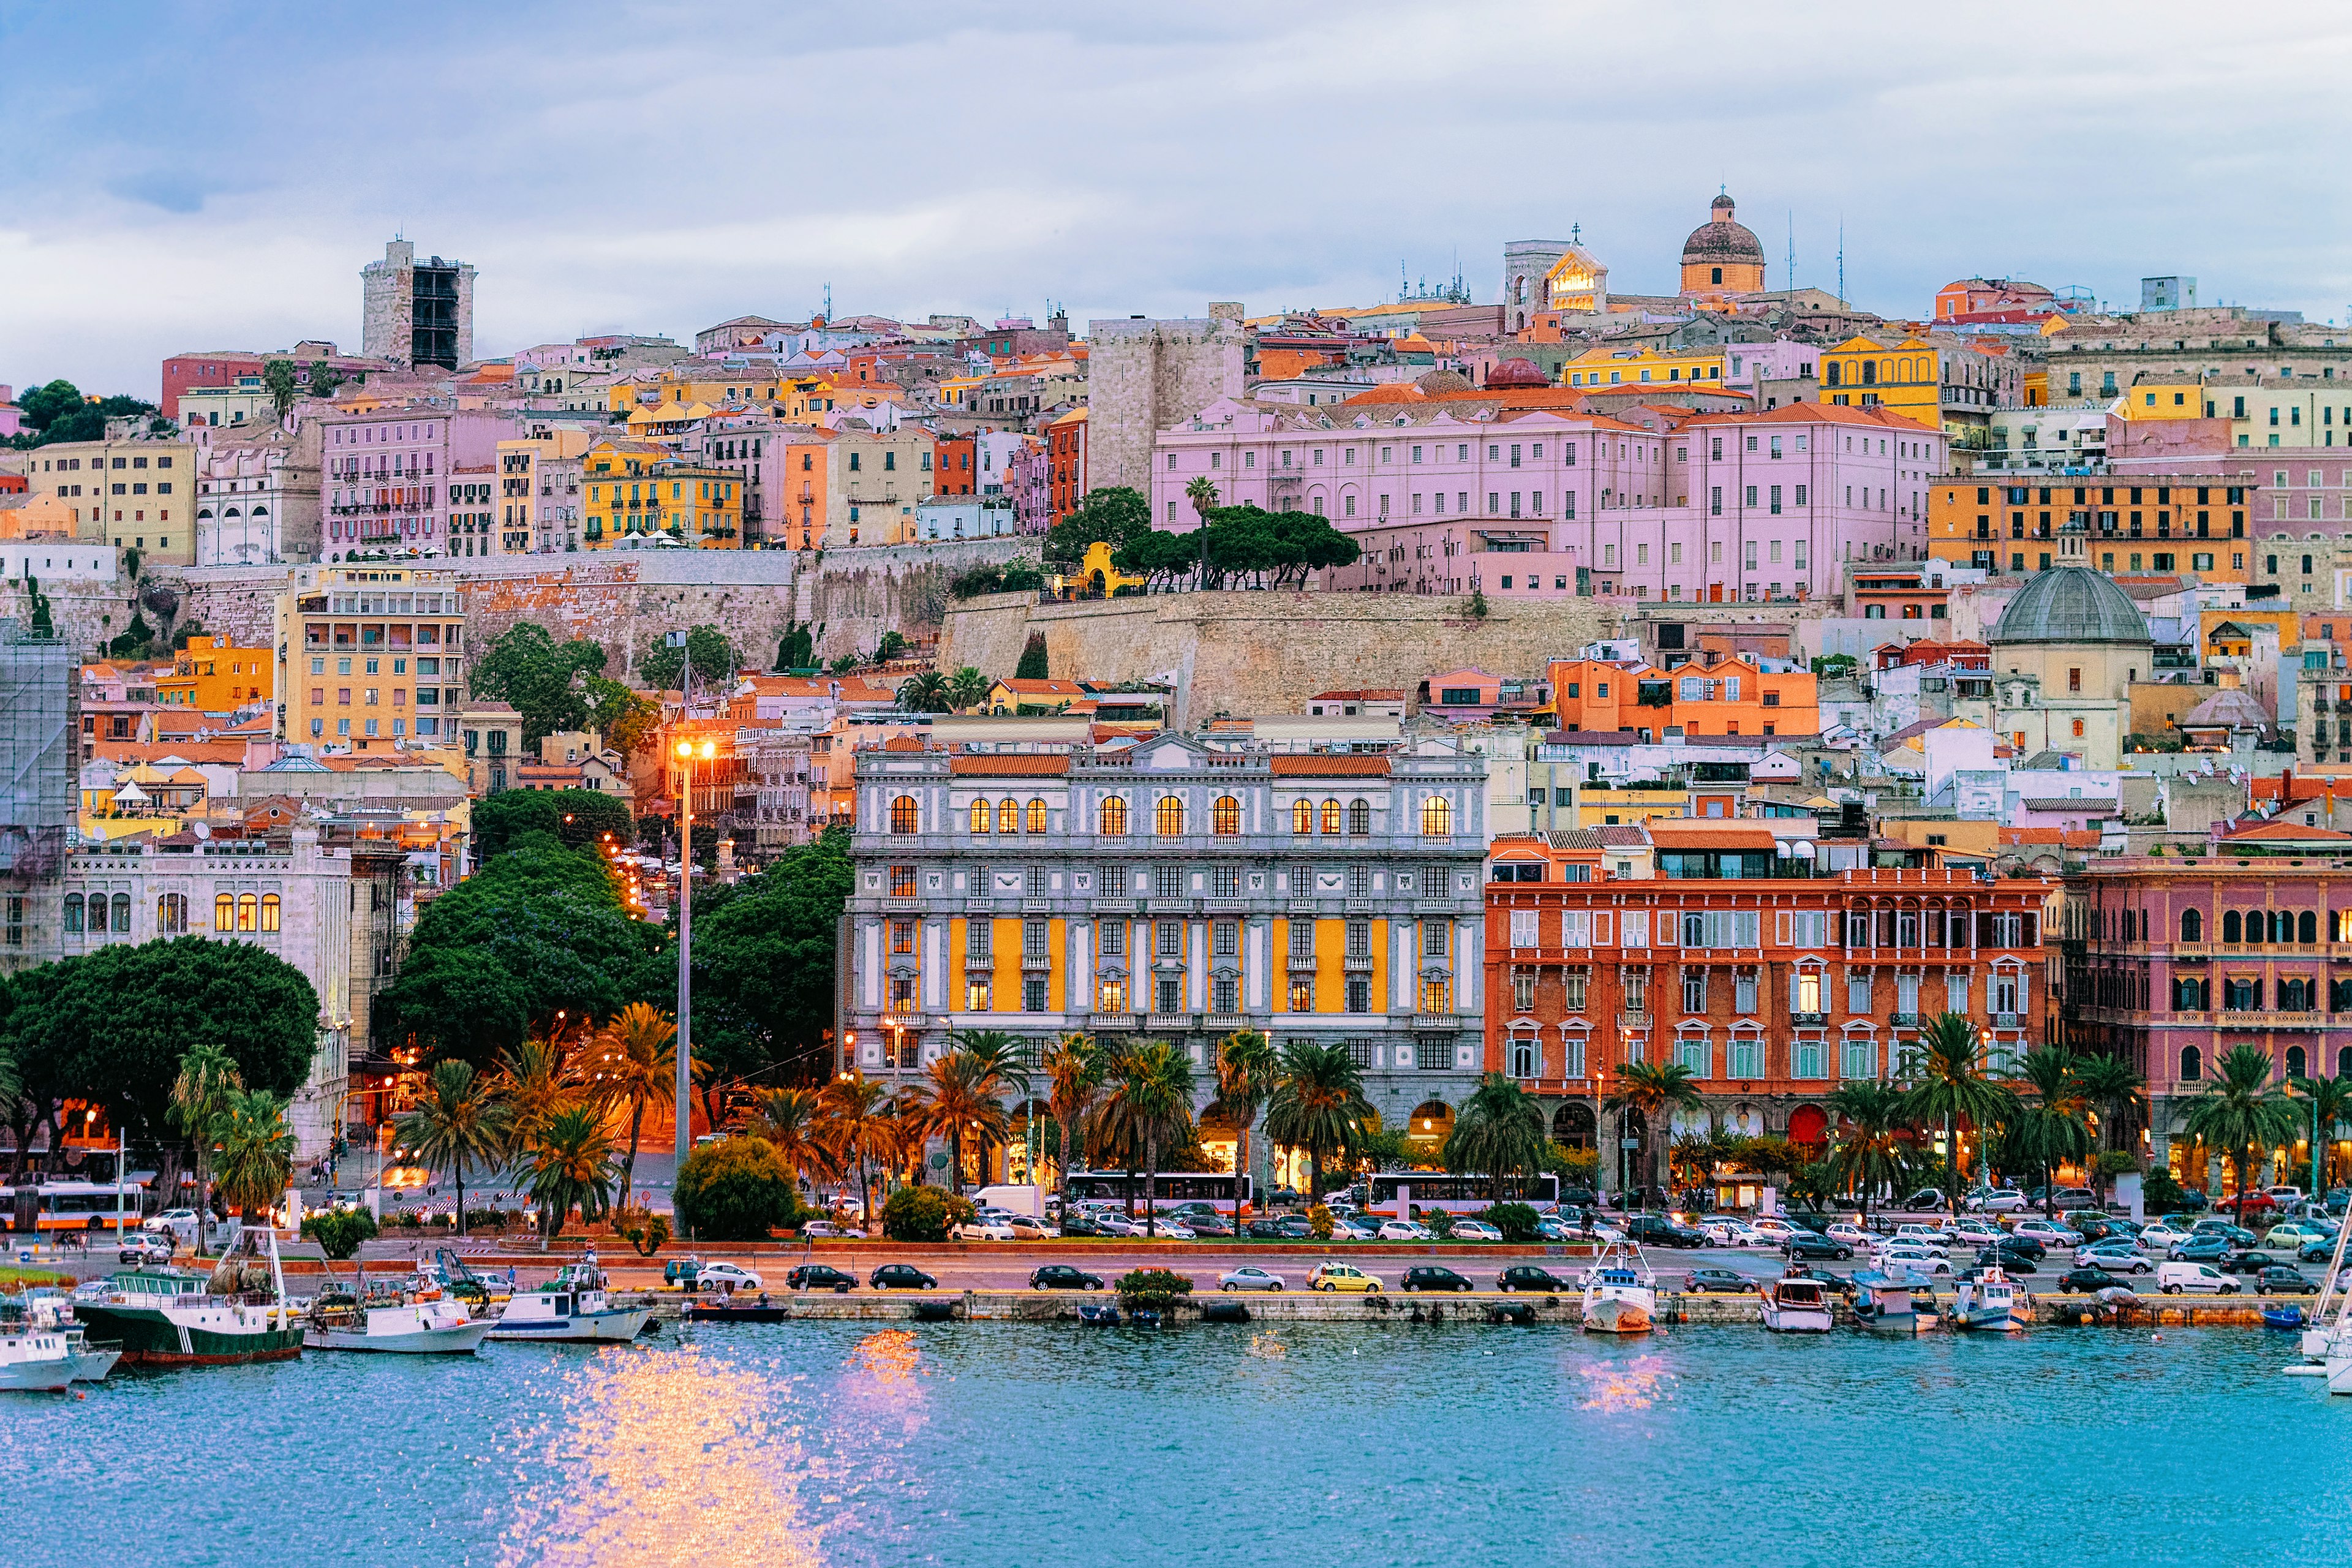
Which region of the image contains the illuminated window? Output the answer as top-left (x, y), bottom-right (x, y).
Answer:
top-left (889, 795), bottom-right (918, 834)
top-left (1098, 977), bottom-right (1128, 1013)
top-left (1292, 800), bottom-right (1313, 835)
top-left (260, 893), bottom-right (280, 933)
top-left (237, 893), bottom-right (257, 932)
top-left (215, 892), bottom-right (234, 930)
top-left (1156, 795), bottom-right (1186, 835)
top-left (889, 866), bottom-right (916, 897)
top-left (970, 799), bottom-right (990, 834)
top-left (1420, 978), bottom-right (1452, 1014)
top-left (1420, 795), bottom-right (1453, 837)
top-left (1320, 798), bottom-right (1342, 834)
top-left (1099, 796), bottom-right (1129, 835)
top-left (890, 918), bottom-right (915, 955)
top-left (1027, 797), bottom-right (1047, 834)
top-left (966, 976), bottom-right (992, 1011)
top-left (1212, 795), bottom-right (1242, 835)
top-left (1288, 978), bottom-right (1315, 1011)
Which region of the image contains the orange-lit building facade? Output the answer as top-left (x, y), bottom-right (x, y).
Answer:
top-left (1046, 409), bottom-right (1087, 519)
top-left (934, 432), bottom-right (976, 496)
top-left (1547, 656), bottom-right (1818, 739)
top-left (1928, 477), bottom-right (2253, 581)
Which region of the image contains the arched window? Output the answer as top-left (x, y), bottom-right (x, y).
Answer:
top-left (1292, 800), bottom-right (1313, 835)
top-left (236, 893), bottom-right (257, 932)
top-left (2340, 1046), bottom-right (2352, 1078)
top-left (1099, 795), bottom-right (1128, 835)
top-left (1420, 794), bottom-right (1453, 837)
top-left (997, 799), bottom-right (1019, 834)
top-left (1348, 798), bottom-right (1370, 835)
top-left (2247, 908), bottom-right (2267, 943)
top-left (110, 892), bottom-right (130, 932)
top-left (62, 894), bottom-right (82, 934)
top-left (2287, 1044), bottom-right (2309, 1079)
top-left (1027, 798), bottom-right (1048, 834)
top-left (1156, 795), bottom-right (1185, 835)
top-left (2174, 976), bottom-right (2207, 1010)
top-left (87, 894), bottom-right (107, 933)
top-left (260, 893), bottom-right (281, 933)
top-left (216, 892), bottom-right (235, 931)
top-left (2180, 1045), bottom-right (2202, 1081)
top-left (1212, 795), bottom-right (1241, 835)
top-left (1320, 798), bottom-right (1341, 834)
top-left (970, 799), bottom-right (991, 834)
top-left (889, 795), bottom-right (918, 834)
top-left (2222, 910), bottom-right (2242, 943)
top-left (2301, 910), bottom-right (2318, 944)
top-left (2282, 977), bottom-right (2311, 1011)
top-left (2180, 908), bottom-right (2201, 943)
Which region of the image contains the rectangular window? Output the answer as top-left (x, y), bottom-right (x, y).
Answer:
top-left (1024, 977), bottom-right (1049, 1012)
top-left (1678, 911), bottom-right (1759, 948)
top-left (1847, 972), bottom-right (1871, 1014)
top-left (1839, 1035), bottom-right (1876, 1080)
top-left (1098, 919), bottom-right (1124, 958)
top-left (1620, 911), bottom-right (1648, 948)
top-left (1676, 1035), bottom-right (1711, 1077)
top-left (1792, 1038), bottom-right (1826, 1079)
top-left (1728, 1035), bottom-right (1763, 1077)
top-left (1157, 921), bottom-right (1183, 957)
top-left (1734, 971), bottom-right (1758, 1012)
top-left (1509, 909), bottom-right (1540, 948)
top-left (1560, 911), bottom-right (1592, 948)
top-left (1214, 919), bottom-right (1238, 957)
top-left (1682, 970), bottom-right (1707, 1013)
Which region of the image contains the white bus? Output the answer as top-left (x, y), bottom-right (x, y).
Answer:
top-left (2, 1180), bottom-right (142, 1234)
top-left (1362, 1172), bottom-right (1560, 1218)
top-left (1061, 1171), bottom-right (1252, 1215)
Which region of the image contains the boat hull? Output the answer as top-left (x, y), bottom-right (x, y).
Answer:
top-left (74, 1303), bottom-right (303, 1366)
top-left (0, 1357), bottom-right (75, 1392)
top-left (308, 1321), bottom-right (492, 1354)
top-left (1582, 1295), bottom-right (1654, 1335)
top-left (1761, 1303), bottom-right (1835, 1333)
top-left (486, 1308), bottom-right (649, 1343)
top-left (67, 1346), bottom-right (121, 1382)
top-left (2328, 1354), bottom-right (2352, 1395)
top-left (1952, 1307), bottom-right (2018, 1332)
top-left (1850, 1308), bottom-right (1919, 1335)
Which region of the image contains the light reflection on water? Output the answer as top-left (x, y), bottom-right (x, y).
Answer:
top-left (4, 1322), bottom-right (2351, 1565)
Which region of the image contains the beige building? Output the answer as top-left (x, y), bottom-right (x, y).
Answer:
top-left (1986, 524), bottom-right (2154, 768)
top-left (276, 566), bottom-right (469, 751)
top-left (23, 434), bottom-right (198, 564)
top-left (497, 429), bottom-right (594, 554)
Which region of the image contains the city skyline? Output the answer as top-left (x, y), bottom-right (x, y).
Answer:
top-left (4, 0), bottom-right (2350, 394)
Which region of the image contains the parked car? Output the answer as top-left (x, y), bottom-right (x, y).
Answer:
top-left (1002, 1215), bottom-right (1053, 1241)
top-left (799, 1219), bottom-right (862, 1239)
top-left (1330, 1218), bottom-right (1382, 1241)
top-left (2057, 1267), bottom-right (2126, 1294)
top-left (1150, 1218), bottom-right (1199, 1240)
top-left (2167, 1236), bottom-right (2233, 1264)
top-left (2137, 1221), bottom-right (2195, 1251)
top-left (1400, 1265), bottom-right (1474, 1293)
top-left (1782, 1232), bottom-right (1853, 1261)
top-left (1700, 1218), bottom-right (1765, 1248)
top-left (2222, 1191), bottom-right (2280, 1218)
top-left (1973, 1246), bottom-right (2040, 1275)
top-left (2010, 1218), bottom-right (2084, 1249)
top-left (953, 1218), bottom-right (1018, 1242)
top-left (117, 1233), bottom-right (173, 1265)
top-left (1449, 1219), bottom-right (1505, 1243)
top-left (1887, 1225), bottom-right (1953, 1253)
top-left (2301, 1238), bottom-right (2345, 1264)
top-left (1746, 1218), bottom-right (1799, 1242)
top-left (1186, 1214), bottom-right (1236, 1238)
top-left (1966, 1189), bottom-right (2027, 1213)
top-left (1498, 1265), bottom-right (1575, 1292)
top-left (1216, 1265), bottom-right (1287, 1292)
top-left (1895, 1189), bottom-right (1948, 1212)
top-left (2264, 1221), bottom-right (2332, 1253)
top-left (2190, 1218), bottom-right (2257, 1244)
top-left (2221, 1249), bottom-right (2279, 1275)
top-left (2259, 1265), bottom-right (2318, 1295)
top-left (1948, 1220), bottom-right (2002, 1247)
top-left (1245, 1218), bottom-right (1289, 1240)
top-left (2071, 1244), bottom-right (2150, 1275)
top-left (1378, 1219), bottom-right (1433, 1242)
top-left (1029, 1265), bottom-right (1104, 1291)
top-left (1307, 1262), bottom-right (1383, 1293)
top-left (1880, 1246), bottom-right (1953, 1276)
top-left (869, 1264), bottom-right (937, 1290)
top-left (1681, 1267), bottom-right (1754, 1294)
top-left (2071, 1215), bottom-right (2135, 1243)
top-left (1093, 1214), bottom-right (1145, 1238)
top-left (1825, 1223), bottom-right (1872, 1249)
top-left (1058, 1212), bottom-right (1104, 1238)
top-left (1627, 1215), bottom-right (1706, 1248)
top-left (150, 1208), bottom-right (203, 1245)
top-left (2157, 1260), bottom-right (2240, 1294)
top-left (1783, 1267), bottom-right (1858, 1298)
top-left (786, 1264), bottom-right (858, 1294)
top-left (695, 1261), bottom-right (764, 1291)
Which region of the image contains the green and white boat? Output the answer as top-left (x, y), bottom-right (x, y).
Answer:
top-left (75, 1245), bottom-right (304, 1368)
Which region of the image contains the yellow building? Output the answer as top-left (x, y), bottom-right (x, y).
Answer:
top-left (496, 429), bottom-right (594, 554)
top-left (1820, 336), bottom-right (1942, 423)
top-left (1563, 344), bottom-right (1724, 389)
top-left (581, 439), bottom-right (744, 548)
top-left (1575, 786), bottom-right (1687, 828)
top-left (2201, 606), bottom-right (2301, 661)
top-left (1542, 246), bottom-right (1609, 314)
top-left (1929, 478), bottom-right (2252, 582)
top-left (21, 436), bottom-right (197, 564)
top-left (275, 565), bottom-right (468, 750)
top-left (777, 427), bottom-right (935, 548)
top-left (2118, 382), bottom-right (2204, 421)
top-left (605, 370), bottom-right (790, 415)
top-left (157, 635), bottom-right (273, 710)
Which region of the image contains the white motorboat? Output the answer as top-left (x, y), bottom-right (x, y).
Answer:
top-left (1850, 1269), bottom-right (1932, 1334)
top-left (0, 1292), bottom-right (120, 1390)
top-left (306, 1283), bottom-right (491, 1354)
top-left (485, 1262), bottom-right (649, 1343)
top-left (1758, 1267), bottom-right (1836, 1333)
top-left (1950, 1265), bottom-right (2027, 1332)
top-left (1580, 1242), bottom-right (1657, 1334)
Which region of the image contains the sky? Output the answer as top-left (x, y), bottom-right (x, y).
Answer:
top-left (4, 0), bottom-right (2351, 399)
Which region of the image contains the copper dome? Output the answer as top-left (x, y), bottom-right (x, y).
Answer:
top-left (1681, 194), bottom-right (1764, 265)
top-left (1483, 357), bottom-right (1551, 390)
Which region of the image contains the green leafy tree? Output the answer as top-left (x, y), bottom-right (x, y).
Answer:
top-left (908, 1049), bottom-right (1012, 1195)
top-left (262, 359), bottom-right (301, 421)
top-left (876, 630), bottom-right (907, 662)
top-left (640, 625), bottom-right (735, 690)
top-left (470, 622), bottom-right (608, 748)
top-left (1825, 1080), bottom-right (1912, 1223)
top-left (525, 1104), bottom-right (617, 1239)
top-left (1442, 1072), bottom-right (1549, 1199)
top-left (1042, 486), bottom-right (1152, 567)
top-left (470, 788), bottom-right (633, 858)
top-left (775, 622), bottom-right (815, 671)
top-left (9, 381), bottom-right (159, 448)
top-left (1605, 1060), bottom-right (1703, 1202)
top-left (489, 1035), bottom-right (581, 1164)
top-left (944, 665), bottom-right (989, 713)
top-left (881, 1185), bottom-right (954, 1242)
top-left (392, 1060), bottom-right (511, 1237)
top-left (309, 365), bottom-right (345, 401)
top-left (738, 1087), bottom-right (837, 1191)
top-left (1483, 1202), bottom-right (1542, 1242)
top-left (585, 676), bottom-right (660, 756)
top-left (1044, 1033), bottom-right (1104, 1199)
top-left (1015, 632), bottom-right (1049, 680)
top-left (2013, 1047), bottom-right (2092, 1218)
top-left (301, 1207), bottom-right (379, 1261)
top-left (588, 1002), bottom-right (682, 1210)
top-left (1262, 1040), bottom-right (1374, 1202)
top-left (1114, 1266), bottom-right (1194, 1311)
top-left (673, 1135), bottom-right (801, 1240)
top-left (212, 1088), bottom-right (295, 1219)
top-left (1896, 1012), bottom-right (2020, 1211)
top-left (2072, 1052), bottom-right (2147, 1156)
top-left (1213, 1028), bottom-right (1276, 1211)
top-left (816, 1072), bottom-right (891, 1223)
top-left (2180, 1044), bottom-right (2299, 1218)
top-left (1096, 1042), bottom-right (1194, 1237)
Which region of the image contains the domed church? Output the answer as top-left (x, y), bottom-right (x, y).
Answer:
top-left (1987, 521), bottom-right (2152, 767)
top-left (1679, 194), bottom-right (1765, 297)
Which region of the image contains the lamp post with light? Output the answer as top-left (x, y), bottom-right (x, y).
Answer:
top-left (674, 735), bottom-right (715, 1169)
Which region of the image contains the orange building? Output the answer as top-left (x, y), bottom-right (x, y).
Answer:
top-left (935, 432), bottom-right (976, 497)
top-left (157, 634), bottom-right (274, 710)
top-left (1547, 656), bottom-right (1817, 739)
top-left (1046, 408), bottom-right (1088, 519)
top-left (1928, 477), bottom-right (2252, 582)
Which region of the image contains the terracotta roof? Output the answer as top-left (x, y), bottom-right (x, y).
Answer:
top-left (880, 736), bottom-right (930, 753)
top-left (1681, 401), bottom-right (1940, 434)
top-left (1267, 755), bottom-right (1391, 777)
top-left (2219, 818), bottom-right (2352, 843)
top-left (1643, 822), bottom-right (1777, 850)
top-left (948, 754), bottom-right (1071, 776)
top-left (997, 678), bottom-right (1085, 697)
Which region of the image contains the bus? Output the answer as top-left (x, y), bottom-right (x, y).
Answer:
top-left (2, 1180), bottom-right (143, 1233)
top-left (1061, 1171), bottom-right (1252, 1215)
top-left (1361, 1172), bottom-right (1559, 1218)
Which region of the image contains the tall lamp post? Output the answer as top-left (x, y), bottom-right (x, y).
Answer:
top-left (674, 736), bottom-right (715, 1170)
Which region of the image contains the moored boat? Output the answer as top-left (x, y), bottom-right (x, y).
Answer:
top-left (0, 1292), bottom-right (118, 1390)
top-left (1758, 1268), bottom-right (1835, 1333)
top-left (1580, 1242), bottom-right (1657, 1335)
top-left (306, 1283), bottom-right (491, 1354)
top-left (1849, 1269), bottom-right (1929, 1334)
top-left (1950, 1266), bottom-right (2026, 1332)
top-left (74, 1259), bottom-right (303, 1368)
top-left (1076, 1300), bottom-right (1122, 1326)
top-left (484, 1263), bottom-right (649, 1343)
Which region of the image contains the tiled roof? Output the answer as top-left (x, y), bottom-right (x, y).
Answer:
top-left (2021, 797), bottom-right (2117, 813)
top-left (1267, 755), bottom-right (1391, 777)
top-left (2219, 817), bottom-right (2352, 843)
top-left (1644, 822), bottom-right (1776, 849)
top-left (948, 754), bottom-right (1070, 776)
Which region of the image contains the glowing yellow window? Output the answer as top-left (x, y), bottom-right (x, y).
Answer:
top-left (1099, 796), bottom-right (1128, 835)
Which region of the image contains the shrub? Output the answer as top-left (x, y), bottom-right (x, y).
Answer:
top-left (1115, 1267), bottom-right (1194, 1310)
top-left (396, 1209), bottom-right (423, 1230)
top-left (300, 1208), bottom-right (380, 1261)
top-left (1425, 1208), bottom-right (1457, 1239)
top-left (617, 1209), bottom-right (671, 1257)
top-left (883, 1186), bottom-right (951, 1242)
top-left (1306, 1202), bottom-right (1334, 1240)
top-left (2143, 1167), bottom-right (2190, 1214)
top-left (1483, 1202), bottom-right (1542, 1243)
top-left (673, 1136), bottom-right (802, 1241)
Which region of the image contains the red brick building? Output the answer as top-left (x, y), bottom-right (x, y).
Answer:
top-left (1483, 827), bottom-right (2049, 1194)
top-left (1046, 409), bottom-right (1087, 519)
top-left (933, 432), bottom-right (976, 496)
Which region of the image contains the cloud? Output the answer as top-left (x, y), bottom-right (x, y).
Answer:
top-left (1, 0), bottom-right (2348, 395)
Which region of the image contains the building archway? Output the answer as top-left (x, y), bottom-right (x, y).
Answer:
top-left (1407, 1100), bottom-right (1453, 1155)
top-left (1553, 1101), bottom-right (1596, 1148)
top-left (1787, 1103), bottom-right (1828, 1150)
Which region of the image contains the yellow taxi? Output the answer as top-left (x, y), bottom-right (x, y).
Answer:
top-left (1306, 1261), bottom-right (1384, 1294)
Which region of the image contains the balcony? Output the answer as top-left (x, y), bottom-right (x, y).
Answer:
top-left (1145, 1012), bottom-right (1194, 1032)
top-left (1090, 898), bottom-right (1141, 916)
top-left (1020, 951), bottom-right (1051, 972)
top-left (1619, 1012), bottom-right (1651, 1030)
top-left (963, 897), bottom-right (996, 914)
top-left (1790, 1012), bottom-right (1828, 1027)
top-left (1088, 1013), bottom-right (1138, 1032)
top-left (1287, 952), bottom-right (1321, 973)
top-left (1888, 1012), bottom-right (1921, 1027)
top-left (1990, 1012), bottom-right (2025, 1030)
top-left (1205, 1012), bottom-right (1253, 1032)
top-left (1343, 954), bottom-right (1375, 973)
top-left (1412, 1014), bottom-right (1457, 1032)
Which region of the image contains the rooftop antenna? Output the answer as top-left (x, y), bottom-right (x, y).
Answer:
top-left (1837, 217), bottom-right (1846, 307)
top-left (1786, 211), bottom-right (1795, 299)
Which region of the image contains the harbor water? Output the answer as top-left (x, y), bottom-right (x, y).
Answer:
top-left (8, 1321), bottom-right (2352, 1566)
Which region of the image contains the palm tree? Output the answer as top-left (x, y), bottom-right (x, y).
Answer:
top-left (489, 1035), bottom-right (580, 1165)
top-left (2013, 1046), bottom-right (2091, 1219)
top-left (211, 1089), bottom-right (295, 1221)
top-left (1604, 1060), bottom-right (1703, 1206)
top-left (2071, 1053), bottom-right (2147, 1154)
top-left (1042, 1032), bottom-right (1104, 1202)
top-left (816, 1074), bottom-right (892, 1223)
top-left (1099, 1042), bottom-right (1195, 1237)
top-left (944, 665), bottom-right (990, 714)
top-left (739, 1086), bottom-right (836, 1197)
top-left (1443, 1072), bottom-right (1550, 1200)
top-left (587, 1002), bottom-right (679, 1211)
top-left (170, 1043), bottom-right (243, 1252)
top-left (2182, 1045), bottom-right (2299, 1218)
top-left (1896, 1011), bottom-right (2019, 1213)
top-left (895, 671), bottom-right (950, 713)
top-left (1213, 1028), bottom-right (1278, 1213)
top-left (918, 1050), bottom-right (1013, 1194)
top-left (949, 1028), bottom-right (1033, 1099)
top-left (1185, 476), bottom-right (1219, 587)
top-left (1262, 1040), bottom-right (1374, 1203)
top-left (393, 1061), bottom-right (511, 1237)
top-left (526, 1106), bottom-right (618, 1240)
top-left (1825, 1080), bottom-right (1912, 1224)
top-left (2290, 1074), bottom-right (2352, 1193)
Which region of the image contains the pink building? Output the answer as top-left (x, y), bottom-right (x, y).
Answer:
top-left (0, 385), bottom-right (21, 440)
top-left (317, 405), bottom-right (516, 559)
top-left (1149, 391), bottom-right (1946, 603)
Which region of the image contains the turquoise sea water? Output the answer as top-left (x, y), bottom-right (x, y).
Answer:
top-left (9, 1321), bottom-right (2352, 1567)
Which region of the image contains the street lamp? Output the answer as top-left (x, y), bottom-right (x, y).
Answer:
top-left (674, 736), bottom-right (715, 1169)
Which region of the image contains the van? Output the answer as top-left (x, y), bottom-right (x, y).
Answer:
top-left (2156, 1261), bottom-right (2240, 1295)
top-left (973, 1184), bottom-right (1044, 1218)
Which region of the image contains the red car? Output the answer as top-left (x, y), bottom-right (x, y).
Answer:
top-left (2226, 1192), bottom-right (2279, 1218)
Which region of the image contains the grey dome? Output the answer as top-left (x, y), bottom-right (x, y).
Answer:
top-left (1992, 565), bottom-right (2151, 645)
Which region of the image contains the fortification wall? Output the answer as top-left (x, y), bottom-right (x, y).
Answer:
top-left (796, 537), bottom-right (1028, 663)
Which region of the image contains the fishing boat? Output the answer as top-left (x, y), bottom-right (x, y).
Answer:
top-left (1758, 1267), bottom-right (1835, 1333)
top-left (484, 1262), bottom-right (649, 1343)
top-left (1849, 1269), bottom-right (1930, 1334)
top-left (0, 1293), bottom-right (120, 1390)
top-left (684, 1296), bottom-right (791, 1324)
top-left (305, 1281), bottom-right (491, 1354)
top-left (1076, 1300), bottom-right (1122, 1326)
top-left (2262, 1304), bottom-right (2307, 1332)
top-left (1579, 1242), bottom-right (1657, 1335)
top-left (73, 1240), bottom-right (304, 1368)
top-left (1949, 1265), bottom-right (2027, 1333)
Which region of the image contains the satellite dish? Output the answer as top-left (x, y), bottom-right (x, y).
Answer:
top-left (193, 821), bottom-right (211, 840)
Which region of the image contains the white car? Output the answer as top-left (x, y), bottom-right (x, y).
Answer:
top-left (1092, 1213), bottom-right (1144, 1237)
top-left (2138, 1221), bottom-right (2194, 1251)
top-left (1948, 1220), bottom-right (2003, 1247)
top-left (1879, 1246), bottom-right (1952, 1276)
top-left (952, 1218), bottom-right (1017, 1242)
top-left (1967, 1190), bottom-right (2028, 1213)
top-left (1747, 1217), bottom-right (1798, 1241)
top-left (1150, 1218), bottom-right (1197, 1240)
top-left (2011, 1218), bottom-right (2084, 1248)
top-left (1889, 1224), bottom-right (1952, 1250)
top-left (1825, 1223), bottom-right (1871, 1248)
top-left (1702, 1219), bottom-right (1765, 1247)
top-left (1217, 1265), bottom-right (1287, 1292)
top-left (799, 1219), bottom-right (862, 1239)
top-left (151, 1208), bottom-right (203, 1243)
top-left (696, 1261), bottom-right (764, 1291)
top-left (1449, 1219), bottom-right (1504, 1242)
top-left (2073, 1244), bottom-right (2151, 1274)
top-left (1330, 1218), bottom-right (1382, 1240)
top-left (1378, 1219), bottom-right (1433, 1241)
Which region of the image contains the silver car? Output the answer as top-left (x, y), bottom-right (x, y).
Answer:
top-left (1216, 1265), bottom-right (1287, 1292)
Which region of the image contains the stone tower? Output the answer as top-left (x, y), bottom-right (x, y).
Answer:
top-left (1083, 304), bottom-right (1246, 495)
top-left (1501, 239), bottom-right (1570, 334)
top-left (361, 239), bottom-right (477, 369)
